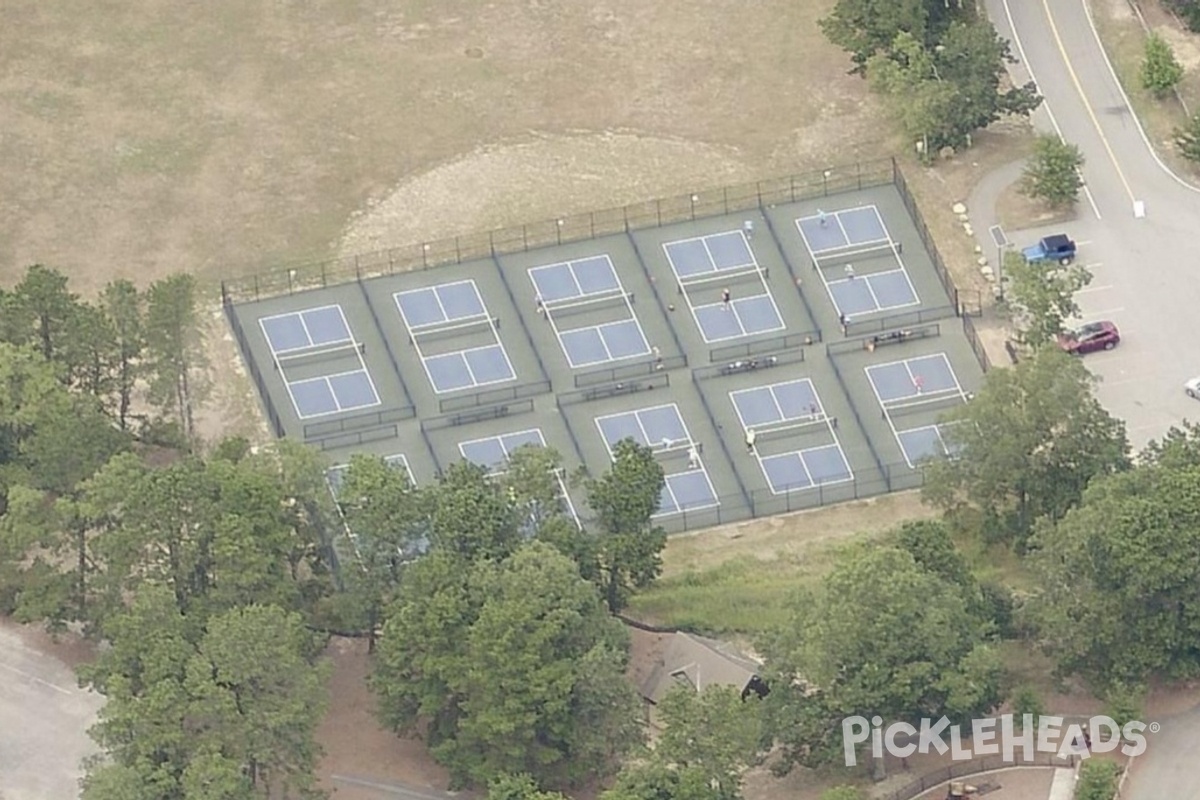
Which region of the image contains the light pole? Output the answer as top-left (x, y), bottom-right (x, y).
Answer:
top-left (989, 224), bottom-right (1009, 301)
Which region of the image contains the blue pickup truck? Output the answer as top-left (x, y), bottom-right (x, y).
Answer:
top-left (1022, 233), bottom-right (1077, 266)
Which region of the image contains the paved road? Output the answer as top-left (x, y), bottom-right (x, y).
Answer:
top-left (981, 0), bottom-right (1200, 797)
top-left (0, 623), bottom-right (102, 800)
top-left (983, 0), bottom-right (1200, 450)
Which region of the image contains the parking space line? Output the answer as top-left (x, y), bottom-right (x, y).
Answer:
top-left (1076, 284), bottom-right (1113, 294)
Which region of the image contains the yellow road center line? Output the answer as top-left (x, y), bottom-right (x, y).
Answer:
top-left (1042, 0), bottom-right (1137, 205)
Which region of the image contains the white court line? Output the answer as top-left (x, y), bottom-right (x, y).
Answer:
top-left (832, 213), bottom-right (852, 246)
top-left (862, 275), bottom-right (883, 309)
top-left (798, 202), bottom-right (878, 222)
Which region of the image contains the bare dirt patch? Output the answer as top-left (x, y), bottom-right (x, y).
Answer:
top-left (316, 636), bottom-right (454, 798)
top-left (994, 183), bottom-right (1077, 232)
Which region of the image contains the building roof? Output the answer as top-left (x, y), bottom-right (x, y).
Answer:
top-left (640, 632), bottom-right (762, 704)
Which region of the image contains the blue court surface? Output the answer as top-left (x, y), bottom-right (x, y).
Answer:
top-left (260, 303), bottom-right (382, 420)
top-left (795, 205), bottom-right (889, 255)
top-left (865, 353), bottom-right (961, 405)
top-left (394, 280), bottom-right (487, 330)
top-left (459, 429), bottom-right (547, 475)
top-left (895, 423), bottom-right (962, 467)
top-left (326, 454), bottom-right (414, 496)
top-left (530, 255), bottom-right (622, 304)
top-left (558, 317), bottom-right (650, 368)
top-left (759, 444), bottom-right (853, 494)
top-left (691, 292), bottom-right (786, 343)
top-left (286, 369), bottom-right (381, 419)
top-left (594, 403), bottom-right (720, 516)
top-left (422, 342), bottom-right (516, 394)
top-left (530, 257), bottom-right (651, 368)
top-left (729, 378), bottom-right (823, 429)
top-left (663, 231), bottom-right (756, 280)
top-left (731, 379), bottom-right (852, 494)
top-left (663, 230), bottom-right (784, 342)
top-left (867, 354), bottom-right (969, 468)
top-left (395, 280), bottom-right (518, 394)
top-left (826, 268), bottom-right (920, 317)
top-left (260, 305), bottom-right (354, 354)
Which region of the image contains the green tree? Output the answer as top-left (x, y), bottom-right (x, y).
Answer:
top-left (1164, 0), bottom-right (1200, 32)
top-left (79, 588), bottom-right (328, 799)
top-left (1075, 759), bottom-right (1121, 800)
top-left (428, 460), bottom-right (523, 561)
top-left (893, 520), bottom-right (973, 588)
top-left (373, 543), bottom-right (642, 788)
top-left (1021, 134), bottom-right (1085, 207)
top-left (1104, 681), bottom-right (1144, 729)
top-left (820, 0), bottom-right (969, 74)
top-left (923, 347), bottom-right (1128, 546)
top-left (1142, 33), bottom-right (1184, 97)
top-left (602, 762), bottom-right (721, 800)
top-left (10, 264), bottom-right (80, 363)
top-left (1139, 421), bottom-right (1200, 469)
top-left (101, 280), bottom-right (144, 430)
top-left (61, 302), bottom-right (119, 400)
top-left (1174, 112), bottom-right (1200, 162)
top-left (1011, 686), bottom-right (1044, 728)
top-left (503, 444), bottom-right (579, 538)
top-left (487, 773), bottom-right (571, 800)
top-left (657, 686), bottom-right (766, 799)
top-left (933, 21), bottom-right (1042, 142)
top-left (144, 273), bottom-right (207, 445)
top-left (866, 25), bottom-right (1040, 155)
top-left (335, 453), bottom-right (427, 650)
top-left (763, 546), bottom-right (1003, 771)
top-left (185, 604), bottom-right (330, 795)
top-left (1003, 250), bottom-right (1092, 348)
top-left (76, 449), bottom-right (330, 630)
top-left (867, 33), bottom-right (962, 154)
top-left (1030, 464), bottom-right (1200, 686)
top-left (585, 438), bottom-right (668, 613)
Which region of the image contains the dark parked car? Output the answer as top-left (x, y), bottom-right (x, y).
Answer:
top-left (1057, 321), bottom-right (1120, 354)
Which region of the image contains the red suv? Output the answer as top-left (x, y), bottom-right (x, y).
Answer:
top-left (1057, 321), bottom-right (1120, 354)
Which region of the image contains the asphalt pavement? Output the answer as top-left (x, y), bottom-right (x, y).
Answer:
top-left (984, 0), bottom-right (1200, 451)
top-left (980, 0), bottom-right (1200, 795)
top-left (0, 623), bottom-right (102, 800)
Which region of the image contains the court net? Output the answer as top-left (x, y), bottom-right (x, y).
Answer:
top-left (411, 317), bottom-right (494, 343)
top-left (646, 437), bottom-right (699, 459)
top-left (543, 291), bottom-right (633, 319)
top-left (749, 415), bottom-right (833, 443)
top-left (275, 342), bottom-right (364, 370)
top-left (679, 266), bottom-right (765, 293)
top-left (883, 392), bottom-right (967, 419)
top-left (813, 241), bottom-right (899, 270)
